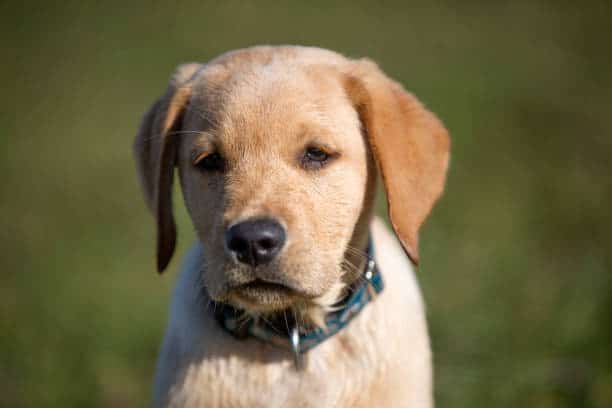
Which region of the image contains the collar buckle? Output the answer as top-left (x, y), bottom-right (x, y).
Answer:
top-left (290, 325), bottom-right (302, 370)
top-left (364, 258), bottom-right (377, 298)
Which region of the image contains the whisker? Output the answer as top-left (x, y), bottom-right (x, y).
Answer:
top-left (291, 308), bottom-right (300, 333)
top-left (283, 310), bottom-right (289, 334)
top-left (237, 310), bottom-right (251, 324)
top-left (237, 314), bottom-right (251, 331)
top-left (345, 245), bottom-right (369, 259)
top-left (341, 258), bottom-right (359, 272)
top-left (258, 315), bottom-right (284, 336)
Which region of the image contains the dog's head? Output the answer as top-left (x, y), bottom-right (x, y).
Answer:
top-left (134, 46), bottom-right (449, 317)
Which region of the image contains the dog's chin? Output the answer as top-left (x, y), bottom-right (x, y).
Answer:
top-left (227, 281), bottom-right (300, 313)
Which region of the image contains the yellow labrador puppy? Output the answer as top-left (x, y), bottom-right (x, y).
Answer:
top-left (134, 46), bottom-right (450, 408)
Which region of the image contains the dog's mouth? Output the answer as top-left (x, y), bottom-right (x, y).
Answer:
top-left (234, 279), bottom-right (296, 296)
top-left (229, 279), bottom-right (299, 309)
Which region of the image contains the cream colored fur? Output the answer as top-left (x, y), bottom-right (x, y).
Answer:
top-left (133, 45), bottom-right (449, 407)
top-left (154, 218), bottom-right (431, 407)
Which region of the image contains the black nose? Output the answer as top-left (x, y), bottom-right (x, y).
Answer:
top-left (225, 218), bottom-right (286, 266)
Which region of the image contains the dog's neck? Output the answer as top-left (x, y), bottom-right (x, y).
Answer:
top-left (211, 236), bottom-right (383, 368)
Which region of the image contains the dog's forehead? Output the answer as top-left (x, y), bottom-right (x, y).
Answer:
top-left (193, 63), bottom-right (358, 154)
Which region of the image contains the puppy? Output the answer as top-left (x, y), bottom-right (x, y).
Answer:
top-left (134, 45), bottom-right (450, 408)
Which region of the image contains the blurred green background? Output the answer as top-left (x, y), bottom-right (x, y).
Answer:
top-left (2, 1), bottom-right (611, 406)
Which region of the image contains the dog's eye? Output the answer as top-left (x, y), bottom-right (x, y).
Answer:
top-left (302, 147), bottom-right (331, 169)
top-left (194, 152), bottom-right (225, 172)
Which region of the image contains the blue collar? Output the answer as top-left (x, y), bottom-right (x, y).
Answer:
top-left (213, 239), bottom-right (384, 369)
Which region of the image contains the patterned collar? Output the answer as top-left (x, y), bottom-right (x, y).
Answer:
top-left (213, 239), bottom-right (384, 369)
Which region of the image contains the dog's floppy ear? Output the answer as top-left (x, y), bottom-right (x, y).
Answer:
top-left (133, 63), bottom-right (201, 273)
top-left (345, 60), bottom-right (450, 265)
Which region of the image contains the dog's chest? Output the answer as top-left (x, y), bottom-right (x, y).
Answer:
top-left (166, 336), bottom-right (383, 408)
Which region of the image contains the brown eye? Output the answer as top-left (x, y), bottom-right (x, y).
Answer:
top-left (195, 152), bottom-right (225, 172)
top-left (302, 147), bottom-right (331, 169)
